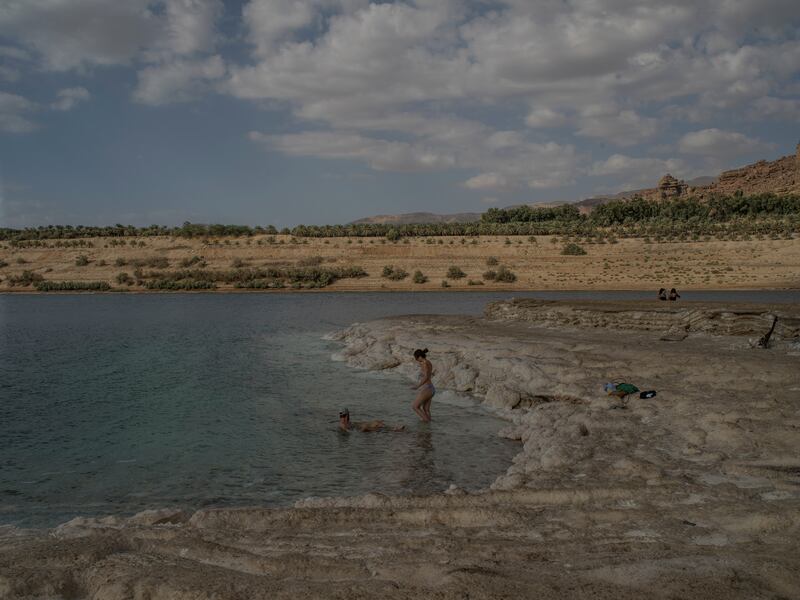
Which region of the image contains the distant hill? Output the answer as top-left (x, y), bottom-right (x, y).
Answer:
top-left (352, 145), bottom-right (799, 222)
top-left (350, 211), bottom-right (481, 225)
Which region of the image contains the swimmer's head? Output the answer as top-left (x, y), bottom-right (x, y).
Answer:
top-left (339, 408), bottom-right (350, 422)
top-left (413, 348), bottom-right (429, 361)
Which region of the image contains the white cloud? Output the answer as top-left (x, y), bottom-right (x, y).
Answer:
top-left (51, 87), bottom-right (90, 111)
top-left (576, 107), bottom-right (659, 147)
top-left (0, 91), bottom-right (38, 133)
top-left (464, 172), bottom-right (509, 191)
top-left (133, 55), bottom-right (225, 105)
top-left (750, 96), bottom-right (800, 120)
top-left (678, 129), bottom-right (774, 158)
top-left (525, 107), bottom-right (567, 128)
top-left (589, 154), bottom-right (691, 187)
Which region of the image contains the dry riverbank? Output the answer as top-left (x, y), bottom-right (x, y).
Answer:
top-left (2, 234), bottom-right (799, 292)
top-left (2, 300), bottom-right (799, 599)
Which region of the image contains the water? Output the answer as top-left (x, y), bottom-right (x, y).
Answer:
top-left (0, 289), bottom-right (794, 528)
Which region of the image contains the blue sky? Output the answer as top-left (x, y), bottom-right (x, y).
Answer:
top-left (1, 0), bottom-right (799, 228)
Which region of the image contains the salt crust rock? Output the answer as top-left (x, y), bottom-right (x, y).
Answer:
top-left (2, 300), bottom-right (799, 599)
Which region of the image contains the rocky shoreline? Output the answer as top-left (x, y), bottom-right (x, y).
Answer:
top-left (2, 300), bottom-right (799, 599)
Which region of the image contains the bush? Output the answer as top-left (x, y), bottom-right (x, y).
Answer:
top-left (97, 259), bottom-right (107, 266)
top-left (75, 255), bottom-right (90, 266)
top-left (381, 265), bottom-right (409, 280)
top-left (297, 255), bottom-right (323, 267)
top-left (16, 257), bottom-right (27, 264)
top-left (231, 258), bottom-right (247, 268)
top-left (35, 281), bottom-right (111, 291)
top-left (386, 228), bottom-right (401, 242)
top-left (495, 265), bottom-right (517, 282)
top-left (483, 270), bottom-right (497, 281)
top-left (115, 258), bottom-right (127, 267)
top-left (441, 280), bottom-right (450, 288)
top-left (446, 265), bottom-right (466, 279)
top-left (467, 279), bottom-right (484, 285)
top-left (8, 270), bottom-right (43, 287)
top-left (561, 242), bottom-right (587, 255)
top-left (412, 270), bottom-right (428, 284)
top-left (116, 272), bottom-right (132, 285)
top-left (486, 256), bottom-right (498, 266)
top-left (179, 256), bottom-right (205, 268)
top-left (0, 259), bottom-right (7, 268)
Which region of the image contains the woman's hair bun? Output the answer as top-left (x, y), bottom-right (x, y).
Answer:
top-left (423, 348), bottom-right (428, 353)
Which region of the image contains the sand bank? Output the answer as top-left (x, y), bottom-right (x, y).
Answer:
top-left (2, 300), bottom-right (799, 599)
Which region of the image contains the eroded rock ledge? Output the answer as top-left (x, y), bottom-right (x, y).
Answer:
top-left (484, 298), bottom-right (800, 341)
top-left (2, 301), bottom-right (799, 599)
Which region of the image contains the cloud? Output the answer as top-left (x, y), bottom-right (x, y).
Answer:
top-left (589, 154), bottom-right (691, 187)
top-left (0, 91), bottom-right (38, 133)
top-left (464, 173), bottom-right (509, 191)
top-left (51, 87), bottom-right (90, 111)
top-left (133, 55), bottom-right (225, 105)
top-left (750, 96), bottom-right (800, 120)
top-left (678, 129), bottom-right (775, 158)
top-left (525, 107), bottom-right (567, 128)
top-left (576, 107), bottom-right (659, 147)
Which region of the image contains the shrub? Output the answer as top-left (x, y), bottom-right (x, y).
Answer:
top-left (486, 256), bottom-right (498, 266)
top-left (495, 265), bottom-right (517, 282)
top-left (446, 265), bottom-right (466, 279)
top-left (8, 270), bottom-right (43, 287)
top-left (297, 255), bottom-right (323, 267)
top-left (561, 242), bottom-right (587, 255)
top-left (97, 259), bottom-right (107, 266)
top-left (412, 270), bottom-right (427, 284)
top-left (386, 228), bottom-right (401, 242)
top-left (467, 279), bottom-right (484, 285)
top-left (16, 257), bottom-right (27, 264)
top-left (483, 270), bottom-right (497, 281)
top-left (35, 280), bottom-right (111, 292)
top-left (0, 259), bottom-right (7, 268)
top-left (75, 255), bottom-right (90, 266)
top-left (115, 258), bottom-right (127, 267)
top-left (231, 258), bottom-right (246, 268)
top-left (116, 272), bottom-right (132, 284)
top-left (381, 265), bottom-right (408, 280)
top-left (441, 280), bottom-right (450, 288)
top-left (179, 256), bottom-right (205, 268)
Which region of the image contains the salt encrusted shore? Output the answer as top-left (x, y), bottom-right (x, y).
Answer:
top-left (2, 300), bottom-right (799, 599)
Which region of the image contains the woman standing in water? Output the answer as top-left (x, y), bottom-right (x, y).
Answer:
top-left (411, 348), bottom-right (434, 422)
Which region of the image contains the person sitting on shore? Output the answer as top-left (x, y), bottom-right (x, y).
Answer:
top-left (668, 288), bottom-right (681, 301)
top-left (338, 409), bottom-right (405, 433)
top-left (658, 288), bottom-right (667, 301)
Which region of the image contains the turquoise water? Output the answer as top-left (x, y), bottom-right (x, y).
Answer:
top-left (0, 290), bottom-right (794, 528)
top-left (1, 293), bottom-right (523, 528)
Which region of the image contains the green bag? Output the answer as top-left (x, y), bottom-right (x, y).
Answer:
top-left (616, 383), bottom-right (639, 395)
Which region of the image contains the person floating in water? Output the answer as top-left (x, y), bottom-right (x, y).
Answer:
top-left (668, 288), bottom-right (681, 301)
top-left (658, 288), bottom-right (667, 301)
top-left (338, 409), bottom-right (405, 433)
top-left (411, 348), bottom-right (434, 422)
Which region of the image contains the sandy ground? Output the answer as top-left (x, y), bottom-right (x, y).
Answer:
top-left (1, 234), bottom-right (799, 292)
top-left (1, 300), bottom-right (798, 599)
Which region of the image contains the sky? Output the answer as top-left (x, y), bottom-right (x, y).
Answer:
top-left (0, 0), bottom-right (799, 228)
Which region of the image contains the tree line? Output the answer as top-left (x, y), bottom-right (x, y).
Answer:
top-left (1, 194), bottom-right (798, 241)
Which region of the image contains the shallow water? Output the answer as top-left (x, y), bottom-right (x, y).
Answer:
top-left (0, 289), bottom-right (794, 528)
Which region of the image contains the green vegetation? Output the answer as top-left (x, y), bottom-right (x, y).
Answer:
top-left (297, 255), bottom-right (324, 267)
top-left (116, 272), bottom-right (132, 285)
top-left (446, 265), bottom-right (466, 279)
top-left (382, 265), bottom-right (409, 280)
top-left (8, 270), bottom-right (44, 286)
top-left (561, 243), bottom-right (587, 256)
top-left (133, 265), bottom-right (368, 290)
top-left (35, 281), bottom-right (111, 292)
top-left (412, 270), bottom-right (428, 284)
top-left (1, 195), bottom-right (798, 245)
top-left (495, 265), bottom-right (517, 282)
top-left (75, 255), bottom-right (90, 266)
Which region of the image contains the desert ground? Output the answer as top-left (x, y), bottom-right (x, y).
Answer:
top-left (1, 233), bottom-right (799, 292)
top-left (2, 299), bottom-right (799, 599)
